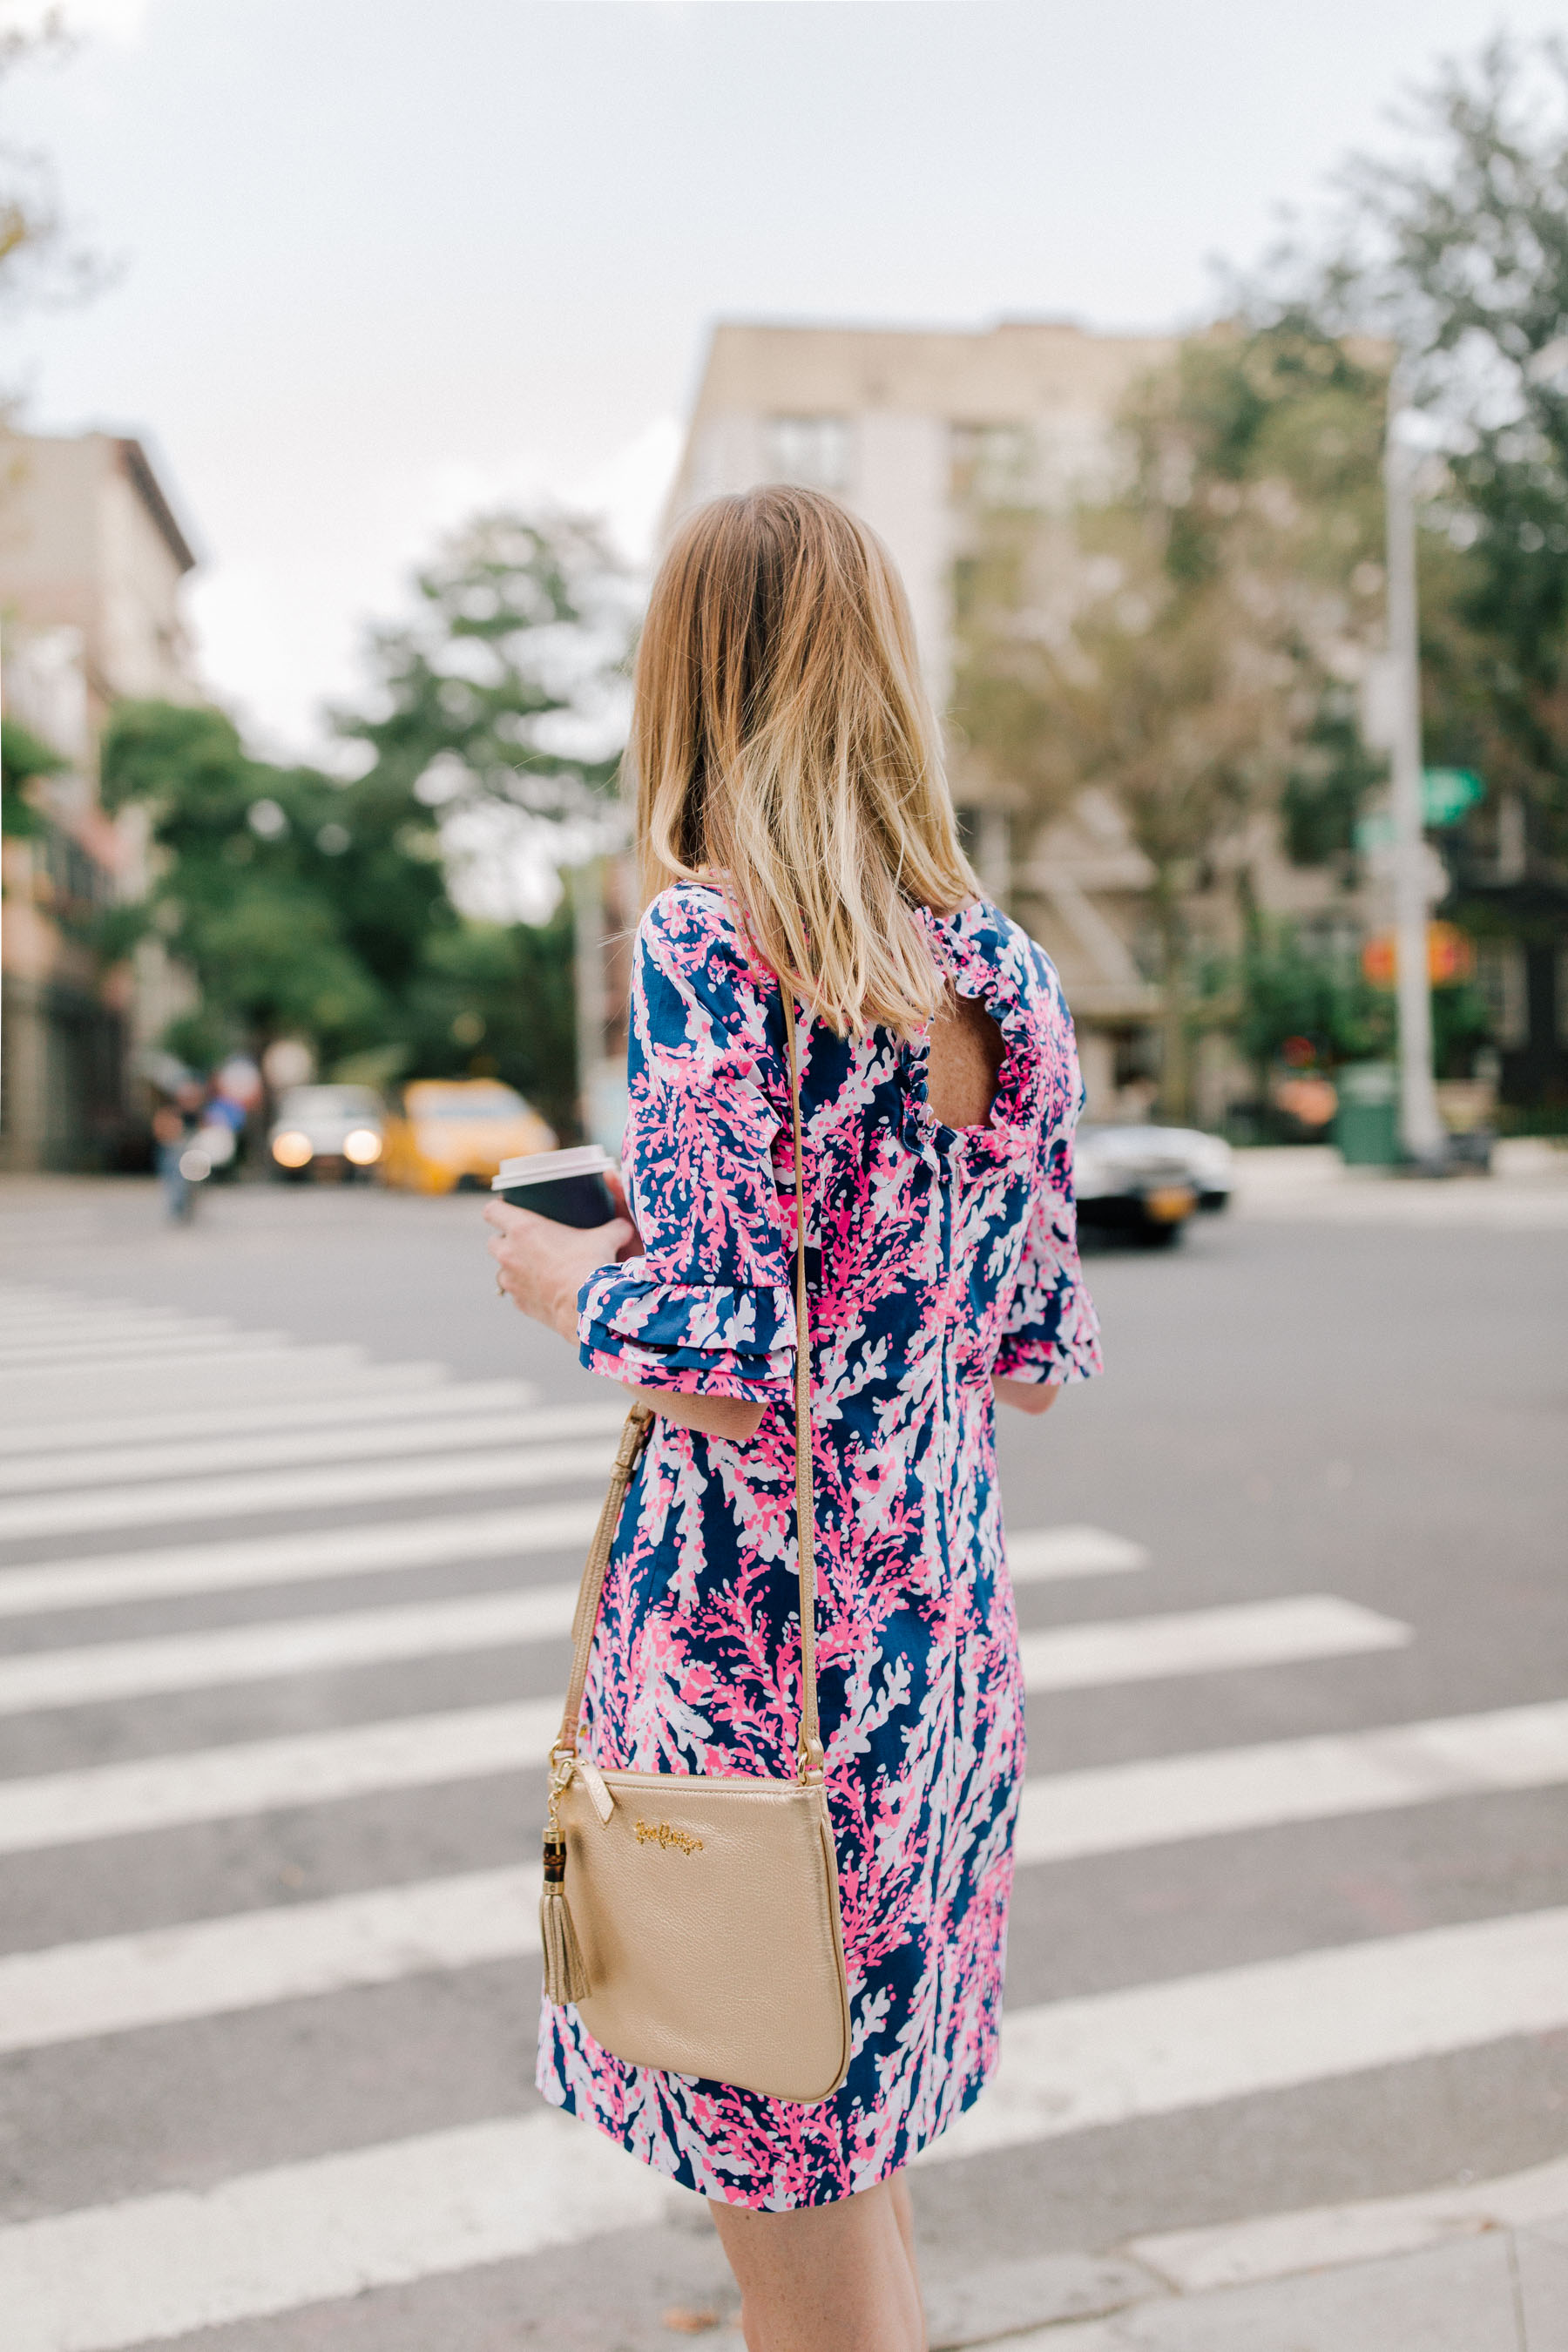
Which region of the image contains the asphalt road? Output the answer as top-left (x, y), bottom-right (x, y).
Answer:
top-left (0, 1172), bottom-right (1564, 2350)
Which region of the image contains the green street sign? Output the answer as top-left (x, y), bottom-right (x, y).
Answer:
top-left (1355, 770), bottom-right (1486, 852)
top-left (1422, 767), bottom-right (1484, 826)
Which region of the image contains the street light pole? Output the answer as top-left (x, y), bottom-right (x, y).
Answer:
top-left (1382, 375), bottom-right (1446, 1166)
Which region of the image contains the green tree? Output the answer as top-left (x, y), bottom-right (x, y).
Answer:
top-left (98, 701), bottom-right (442, 1070)
top-left (1269, 37), bottom-right (1568, 854)
top-left (952, 321), bottom-right (1390, 1119)
top-left (339, 510), bottom-right (632, 895)
top-left (400, 909), bottom-right (579, 1140)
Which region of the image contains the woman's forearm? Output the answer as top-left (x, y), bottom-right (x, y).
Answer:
top-left (617, 1384), bottom-right (767, 1443)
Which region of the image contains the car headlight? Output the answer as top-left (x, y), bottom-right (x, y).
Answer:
top-left (272, 1131), bottom-right (313, 1168)
top-left (343, 1128), bottom-right (382, 1166)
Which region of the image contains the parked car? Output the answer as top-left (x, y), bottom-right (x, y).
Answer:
top-left (1073, 1124), bottom-right (1233, 1247)
top-left (267, 1085), bottom-right (387, 1182)
top-left (380, 1078), bottom-right (555, 1194)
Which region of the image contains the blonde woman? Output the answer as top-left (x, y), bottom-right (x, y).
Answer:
top-left (486, 486), bottom-right (1100, 2351)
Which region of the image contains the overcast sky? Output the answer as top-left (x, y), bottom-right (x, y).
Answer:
top-left (9, 0), bottom-right (1566, 759)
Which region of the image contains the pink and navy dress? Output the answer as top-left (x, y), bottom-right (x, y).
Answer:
top-left (539, 881), bottom-right (1101, 2208)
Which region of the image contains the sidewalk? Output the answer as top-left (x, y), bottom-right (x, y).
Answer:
top-left (676, 2154), bottom-right (1568, 2349)
top-left (1231, 1139), bottom-right (1568, 1228)
top-left (939, 2153), bottom-right (1568, 2350)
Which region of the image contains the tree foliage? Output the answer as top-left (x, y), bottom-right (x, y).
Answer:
top-left (338, 510), bottom-right (632, 921)
top-left (1263, 37), bottom-right (1568, 851)
top-left (0, 12), bottom-right (107, 314)
top-left (951, 321), bottom-right (1390, 1117)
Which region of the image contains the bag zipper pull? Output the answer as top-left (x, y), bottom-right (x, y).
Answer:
top-left (576, 1758), bottom-right (615, 1825)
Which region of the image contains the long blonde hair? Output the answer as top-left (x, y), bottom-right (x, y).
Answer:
top-left (627, 484), bottom-right (979, 1037)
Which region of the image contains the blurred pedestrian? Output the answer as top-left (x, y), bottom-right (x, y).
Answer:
top-left (152, 1079), bottom-right (207, 1222)
top-left (486, 488), bottom-right (1100, 2352)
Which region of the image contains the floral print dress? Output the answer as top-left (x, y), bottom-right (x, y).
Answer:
top-left (538, 881), bottom-right (1101, 2208)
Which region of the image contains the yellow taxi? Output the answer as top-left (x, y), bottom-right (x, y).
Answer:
top-left (380, 1078), bottom-right (556, 1195)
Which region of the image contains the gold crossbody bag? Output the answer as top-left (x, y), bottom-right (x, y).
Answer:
top-left (540, 992), bottom-right (852, 2105)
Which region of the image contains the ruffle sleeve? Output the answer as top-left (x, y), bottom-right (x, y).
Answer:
top-left (578, 884), bottom-right (797, 1403)
top-left (992, 1071), bottom-right (1103, 1388)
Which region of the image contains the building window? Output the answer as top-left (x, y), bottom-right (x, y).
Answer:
top-left (950, 422), bottom-right (1033, 506)
top-left (767, 416), bottom-right (852, 493)
top-left (1474, 940), bottom-right (1529, 1049)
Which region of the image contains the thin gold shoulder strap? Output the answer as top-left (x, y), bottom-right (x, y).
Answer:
top-left (553, 981), bottom-right (822, 1785)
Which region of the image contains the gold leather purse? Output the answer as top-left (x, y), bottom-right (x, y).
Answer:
top-left (540, 993), bottom-right (852, 2105)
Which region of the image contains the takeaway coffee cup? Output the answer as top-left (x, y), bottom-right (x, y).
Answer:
top-left (491, 1145), bottom-right (618, 1228)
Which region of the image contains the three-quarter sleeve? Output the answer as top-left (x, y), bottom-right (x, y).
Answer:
top-left (578, 886), bottom-right (796, 1402)
top-left (991, 1126), bottom-right (1103, 1385)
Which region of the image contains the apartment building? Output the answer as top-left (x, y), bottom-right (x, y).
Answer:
top-left (665, 317), bottom-right (1389, 1121)
top-left (666, 318), bottom-right (1186, 1112)
top-left (0, 429), bottom-right (199, 1168)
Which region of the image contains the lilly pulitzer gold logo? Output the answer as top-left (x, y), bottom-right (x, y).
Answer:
top-left (634, 1819), bottom-right (704, 1855)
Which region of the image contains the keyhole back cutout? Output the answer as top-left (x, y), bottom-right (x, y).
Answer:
top-left (925, 990), bottom-right (1005, 1132)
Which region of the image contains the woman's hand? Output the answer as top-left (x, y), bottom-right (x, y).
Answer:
top-left (483, 1200), bottom-right (634, 1342)
top-left (991, 1375), bottom-right (1062, 1416)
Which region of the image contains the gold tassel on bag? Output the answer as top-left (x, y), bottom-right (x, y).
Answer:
top-left (540, 1830), bottom-right (591, 2004)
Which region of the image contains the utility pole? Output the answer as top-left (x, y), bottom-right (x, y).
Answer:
top-left (1382, 375), bottom-right (1446, 1166)
top-left (571, 857), bottom-right (607, 1147)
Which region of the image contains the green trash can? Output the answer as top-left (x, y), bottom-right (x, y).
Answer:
top-left (1335, 1062), bottom-right (1400, 1166)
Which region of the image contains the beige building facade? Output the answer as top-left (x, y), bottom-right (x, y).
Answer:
top-left (666, 319), bottom-right (1182, 1113)
top-left (0, 429), bottom-right (199, 1168)
top-left (666, 317), bottom-right (1377, 1124)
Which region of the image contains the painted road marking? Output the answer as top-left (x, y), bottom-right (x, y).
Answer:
top-left (930, 1903), bottom-right (1568, 2162)
top-left (0, 1434), bottom-right (621, 1544)
top-left (1008, 1525), bottom-right (1149, 1583)
top-left (6, 1908), bottom-right (1568, 2347)
top-left (0, 2112), bottom-right (666, 2352)
top-left (0, 1377), bottom-right (532, 1459)
top-left (0, 1587), bottom-right (584, 1716)
top-left (1013, 1698), bottom-right (1568, 1862)
top-left (0, 1592), bottom-right (1408, 1720)
top-left (0, 1328), bottom-right (289, 1371)
top-left (0, 1344), bottom-right (387, 1406)
top-left (0, 1401), bottom-right (630, 1497)
top-left (0, 1700), bottom-right (563, 1854)
top-left (14, 1704), bottom-right (1568, 2045)
top-left (0, 1511), bottom-right (1128, 1622)
top-left (1015, 1595), bottom-right (1407, 1690)
top-left (0, 1504), bottom-right (603, 1619)
top-left (0, 1868), bottom-right (539, 2051)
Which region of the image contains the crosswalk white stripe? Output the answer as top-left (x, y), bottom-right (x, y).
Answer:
top-left (0, 1313), bottom-right (200, 1345)
top-left (0, 1589), bottom-right (1406, 1727)
top-left (4, 1685), bottom-right (1557, 1862)
top-left (0, 1343), bottom-right (387, 1403)
top-left (0, 1400), bottom-right (630, 1497)
top-left (0, 1511), bottom-right (1132, 1622)
top-left (0, 2111), bottom-right (666, 2352)
top-left (0, 1376), bottom-right (529, 1459)
top-left (1015, 1595), bottom-right (1406, 1689)
top-left (0, 1700), bottom-right (563, 1853)
top-left (0, 1503), bottom-right (603, 1619)
top-left (1007, 1524), bottom-right (1148, 1582)
top-left (0, 1585), bottom-right (582, 1715)
top-left (0, 1329), bottom-right (289, 1370)
top-left (6, 1906), bottom-right (1568, 2349)
top-left (0, 1868), bottom-right (537, 2052)
top-left (0, 1434), bottom-right (619, 1543)
top-left (1013, 1698), bottom-right (1568, 1862)
top-left (927, 1903), bottom-right (1568, 2163)
top-left (13, 1701), bottom-right (1568, 2050)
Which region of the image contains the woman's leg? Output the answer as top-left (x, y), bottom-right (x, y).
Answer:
top-left (708, 2174), bottom-right (924, 2352)
top-left (888, 2175), bottom-right (927, 2349)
